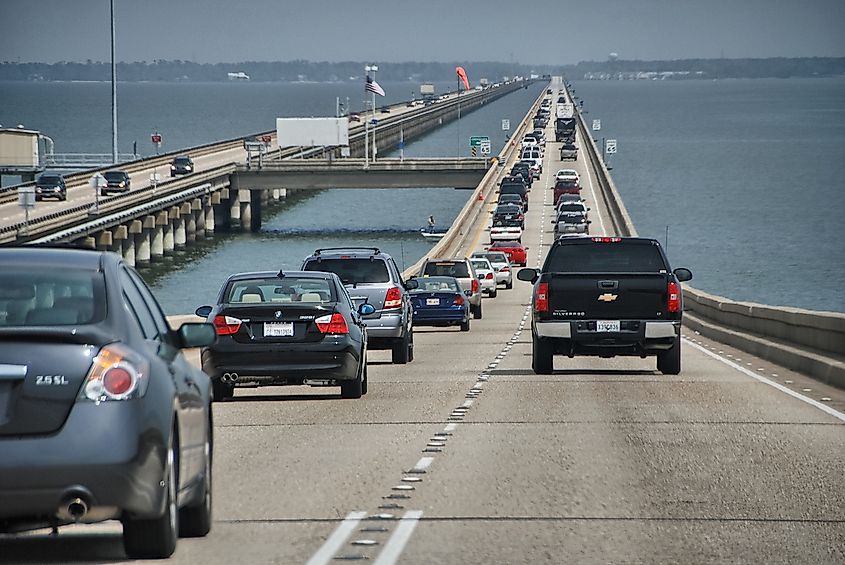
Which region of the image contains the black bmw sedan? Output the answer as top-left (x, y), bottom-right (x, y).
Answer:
top-left (196, 270), bottom-right (374, 400)
top-left (0, 247), bottom-right (216, 559)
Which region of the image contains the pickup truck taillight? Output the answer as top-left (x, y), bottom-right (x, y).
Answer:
top-left (471, 279), bottom-right (479, 294)
top-left (535, 282), bottom-right (549, 313)
top-left (667, 281), bottom-right (681, 313)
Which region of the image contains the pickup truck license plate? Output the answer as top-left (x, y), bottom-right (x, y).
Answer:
top-left (596, 320), bottom-right (620, 333)
top-left (264, 322), bottom-right (294, 337)
top-left (426, 298), bottom-right (440, 306)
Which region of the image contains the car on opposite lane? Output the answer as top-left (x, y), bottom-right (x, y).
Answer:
top-left (103, 170), bottom-right (131, 195)
top-left (170, 155), bottom-right (195, 177)
top-left (196, 270), bottom-right (373, 400)
top-left (0, 247), bottom-right (216, 559)
top-left (34, 173), bottom-right (67, 201)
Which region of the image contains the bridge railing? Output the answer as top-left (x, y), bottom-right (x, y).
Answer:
top-left (567, 83), bottom-right (845, 388)
top-left (43, 153), bottom-right (138, 168)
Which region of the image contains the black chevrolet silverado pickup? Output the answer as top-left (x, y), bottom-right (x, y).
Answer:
top-left (517, 237), bottom-right (693, 375)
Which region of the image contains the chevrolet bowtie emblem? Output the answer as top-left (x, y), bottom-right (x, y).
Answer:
top-left (598, 293), bottom-right (618, 302)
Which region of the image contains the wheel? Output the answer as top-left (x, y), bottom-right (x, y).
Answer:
top-left (361, 362), bottom-right (368, 395)
top-left (122, 433), bottom-right (178, 559)
top-left (212, 380), bottom-right (234, 402)
top-left (473, 302), bottom-right (483, 320)
top-left (505, 280), bottom-right (513, 290)
top-left (657, 336), bottom-right (681, 375)
top-left (489, 288), bottom-right (498, 298)
top-left (179, 415), bottom-right (212, 538)
top-left (532, 335), bottom-right (554, 374)
top-left (407, 330), bottom-right (414, 363)
top-left (460, 319), bottom-right (470, 332)
top-left (341, 357), bottom-right (364, 399)
top-left (391, 331), bottom-right (410, 364)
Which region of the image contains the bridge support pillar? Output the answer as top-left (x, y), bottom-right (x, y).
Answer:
top-left (238, 189), bottom-right (252, 232)
top-left (163, 210), bottom-right (175, 254)
top-left (114, 225), bottom-right (134, 267)
top-left (182, 202), bottom-right (196, 243)
top-left (174, 216), bottom-right (186, 249)
top-left (79, 236), bottom-right (96, 250)
top-left (134, 217), bottom-right (153, 265)
top-left (151, 212), bottom-right (168, 259)
top-left (96, 230), bottom-right (113, 252)
top-left (204, 203), bottom-right (215, 234)
top-left (250, 189), bottom-right (262, 232)
top-left (214, 188), bottom-right (231, 232)
top-left (193, 199), bottom-right (206, 239)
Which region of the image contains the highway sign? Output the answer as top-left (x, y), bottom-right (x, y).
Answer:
top-left (480, 140), bottom-right (491, 155)
top-left (592, 119), bottom-right (601, 131)
top-left (606, 139), bottom-right (617, 154)
top-left (501, 119), bottom-right (510, 131)
top-left (151, 133), bottom-right (162, 143)
top-left (17, 185), bottom-right (35, 209)
top-left (469, 135), bottom-right (489, 147)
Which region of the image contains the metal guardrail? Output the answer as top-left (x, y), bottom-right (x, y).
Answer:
top-left (43, 153), bottom-right (137, 168)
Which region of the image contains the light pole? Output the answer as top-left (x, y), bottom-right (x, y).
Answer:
top-left (110, 0), bottom-right (118, 164)
top-left (364, 64), bottom-right (378, 168)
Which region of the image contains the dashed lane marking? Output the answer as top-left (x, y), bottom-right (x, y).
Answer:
top-left (305, 511), bottom-right (368, 565)
top-left (372, 511), bottom-right (424, 565)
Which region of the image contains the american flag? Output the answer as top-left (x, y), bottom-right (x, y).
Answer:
top-left (365, 75), bottom-right (386, 97)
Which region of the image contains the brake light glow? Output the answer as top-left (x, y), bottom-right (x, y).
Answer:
top-left (384, 286), bottom-right (402, 309)
top-left (667, 281), bottom-right (681, 313)
top-left (485, 272), bottom-right (494, 279)
top-left (315, 312), bottom-right (349, 334)
top-left (471, 279), bottom-right (479, 294)
top-left (82, 344), bottom-right (149, 402)
top-left (213, 314), bottom-right (242, 335)
top-left (535, 282), bottom-right (549, 313)
top-left (454, 295), bottom-right (465, 306)
top-left (500, 265), bottom-right (510, 272)
top-left (591, 237), bottom-right (622, 243)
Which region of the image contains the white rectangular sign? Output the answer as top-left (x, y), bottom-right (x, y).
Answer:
top-left (501, 119), bottom-right (510, 131)
top-left (606, 139), bottom-right (617, 154)
top-left (276, 117), bottom-right (349, 148)
top-left (592, 119), bottom-right (601, 131)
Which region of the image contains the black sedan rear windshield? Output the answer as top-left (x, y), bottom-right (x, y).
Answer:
top-left (0, 268), bottom-right (104, 326)
top-left (303, 258), bottom-right (390, 284)
top-left (546, 243), bottom-right (667, 273)
top-left (225, 277), bottom-right (335, 304)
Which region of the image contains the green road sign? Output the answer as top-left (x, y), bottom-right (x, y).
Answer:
top-left (469, 135), bottom-right (489, 147)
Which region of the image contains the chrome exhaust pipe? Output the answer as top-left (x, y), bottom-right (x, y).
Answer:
top-left (66, 498), bottom-right (88, 521)
top-left (221, 373), bottom-right (239, 384)
top-left (229, 372), bottom-right (238, 382)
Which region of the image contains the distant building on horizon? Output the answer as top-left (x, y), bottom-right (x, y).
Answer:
top-left (227, 71), bottom-right (250, 80)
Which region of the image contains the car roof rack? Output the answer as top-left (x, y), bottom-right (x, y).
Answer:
top-left (313, 247), bottom-right (381, 256)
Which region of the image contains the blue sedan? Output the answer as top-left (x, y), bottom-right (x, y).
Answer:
top-left (409, 276), bottom-right (471, 331)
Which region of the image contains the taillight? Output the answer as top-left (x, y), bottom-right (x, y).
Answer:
top-left (214, 314), bottom-right (242, 335)
top-left (592, 237), bottom-right (622, 243)
top-left (315, 312), bottom-right (349, 334)
top-left (667, 281), bottom-right (681, 313)
top-left (454, 294), bottom-right (465, 305)
top-left (81, 343), bottom-right (149, 402)
top-left (384, 286), bottom-right (402, 309)
top-left (500, 265), bottom-right (510, 272)
top-left (471, 279), bottom-right (479, 294)
top-left (535, 282), bottom-right (549, 313)
top-left (486, 272), bottom-right (494, 279)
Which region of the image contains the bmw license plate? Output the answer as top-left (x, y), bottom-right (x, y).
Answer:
top-left (426, 298), bottom-right (440, 306)
top-left (596, 320), bottom-right (620, 333)
top-left (264, 322), bottom-right (294, 337)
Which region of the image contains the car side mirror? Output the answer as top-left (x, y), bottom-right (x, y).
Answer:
top-left (359, 303), bottom-right (376, 315)
top-left (674, 268), bottom-right (693, 282)
top-left (195, 305), bottom-right (212, 318)
top-left (517, 268), bottom-right (539, 283)
top-left (178, 322), bottom-right (216, 348)
top-left (405, 279), bottom-right (419, 290)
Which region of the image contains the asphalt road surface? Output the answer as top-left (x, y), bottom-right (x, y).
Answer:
top-left (2, 90), bottom-right (843, 565)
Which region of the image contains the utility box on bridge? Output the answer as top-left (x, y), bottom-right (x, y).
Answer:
top-left (0, 127), bottom-right (42, 176)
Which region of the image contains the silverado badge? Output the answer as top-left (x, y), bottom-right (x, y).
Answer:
top-left (598, 293), bottom-right (618, 302)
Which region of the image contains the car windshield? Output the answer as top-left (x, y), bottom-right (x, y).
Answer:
top-left (104, 172), bottom-right (126, 181)
top-left (225, 276), bottom-right (334, 304)
top-left (37, 175), bottom-right (61, 185)
top-left (303, 258), bottom-right (390, 284)
top-left (423, 262), bottom-right (470, 278)
top-left (414, 277), bottom-right (459, 292)
top-left (174, 157), bottom-right (191, 165)
top-left (0, 268), bottom-right (104, 326)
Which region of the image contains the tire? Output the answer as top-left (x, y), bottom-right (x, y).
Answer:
top-left (489, 288), bottom-right (498, 298)
top-left (460, 319), bottom-right (470, 332)
top-left (391, 332), bottom-right (410, 364)
top-left (179, 416), bottom-right (212, 538)
top-left (505, 280), bottom-right (513, 290)
top-left (341, 357), bottom-right (364, 399)
top-left (361, 362), bottom-right (368, 396)
top-left (473, 302), bottom-right (483, 320)
top-left (212, 380), bottom-right (234, 402)
top-left (123, 433), bottom-right (179, 559)
top-left (532, 335), bottom-right (554, 374)
top-left (407, 330), bottom-right (414, 363)
top-left (657, 336), bottom-right (682, 375)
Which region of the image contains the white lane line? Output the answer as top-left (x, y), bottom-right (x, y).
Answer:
top-left (410, 457), bottom-right (434, 473)
top-left (685, 339), bottom-right (845, 423)
top-left (462, 399), bottom-right (474, 408)
top-left (444, 423), bottom-right (457, 432)
top-left (305, 510), bottom-right (367, 565)
top-left (372, 511), bottom-right (424, 565)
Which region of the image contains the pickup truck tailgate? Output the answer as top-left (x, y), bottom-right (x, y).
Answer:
top-left (547, 273), bottom-right (668, 319)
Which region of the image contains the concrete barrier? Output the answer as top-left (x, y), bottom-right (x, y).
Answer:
top-left (565, 82), bottom-right (845, 389)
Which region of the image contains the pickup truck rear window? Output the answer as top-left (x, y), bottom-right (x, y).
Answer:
top-left (546, 243), bottom-right (667, 273)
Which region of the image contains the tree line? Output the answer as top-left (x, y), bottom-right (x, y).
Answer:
top-left (1, 57), bottom-right (843, 82)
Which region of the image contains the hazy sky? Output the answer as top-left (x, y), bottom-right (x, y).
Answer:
top-left (2, 0), bottom-right (844, 65)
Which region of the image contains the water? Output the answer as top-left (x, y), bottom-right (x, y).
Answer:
top-left (2, 80), bottom-right (545, 312)
top-left (3, 78), bottom-right (842, 313)
top-left (572, 77), bottom-right (845, 313)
